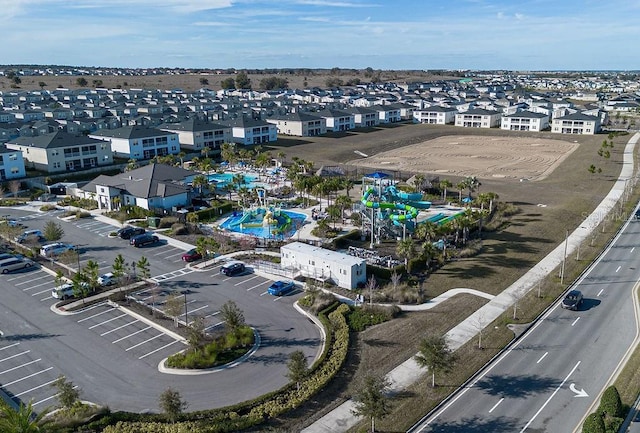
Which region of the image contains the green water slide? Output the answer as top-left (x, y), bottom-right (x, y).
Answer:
top-left (361, 188), bottom-right (418, 221)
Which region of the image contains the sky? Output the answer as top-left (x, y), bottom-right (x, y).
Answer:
top-left (1, 0), bottom-right (639, 71)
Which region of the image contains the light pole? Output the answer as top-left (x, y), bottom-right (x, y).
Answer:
top-left (182, 291), bottom-right (188, 326)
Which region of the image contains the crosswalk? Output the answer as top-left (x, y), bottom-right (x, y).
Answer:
top-left (151, 267), bottom-right (195, 282)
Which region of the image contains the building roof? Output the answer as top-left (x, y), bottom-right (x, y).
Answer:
top-left (281, 242), bottom-right (366, 267)
top-left (418, 105), bottom-right (457, 113)
top-left (7, 130), bottom-right (104, 149)
top-left (459, 108), bottom-right (501, 115)
top-left (218, 116), bottom-right (273, 128)
top-left (90, 125), bottom-right (175, 139)
top-left (267, 112), bottom-right (323, 122)
top-left (503, 111), bottom-right (548, 119)
top-left (555, 112), bottom-right (599, 121)
top-left (158, 118), bottom-right (228, 132)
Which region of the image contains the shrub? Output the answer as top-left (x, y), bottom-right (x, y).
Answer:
top-left (171, 223), bottom-right (188, 235)
top-left (40, 204), bottom-right (58, 211)
top-left (582, 413), bottom-right (605, 433)
top-left (159, 217), bottom-right (179, 229)
top-left (347, 304), bottom-right (400, 331)
top-left (599, 386), bottom-right (623, 418)
top-left (75, 210), bottom-right (91, 219)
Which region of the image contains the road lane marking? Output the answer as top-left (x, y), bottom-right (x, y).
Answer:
top-left (101, 320), bottom-right (140, 336)
top-left (125, 333), bottom-right (164, 351)
top-left (183, 305), bottom-right (208, 316)
top-left (247, 282), bottom-right (266, 291)
top-left (31, 288), bottom-right (53, 296)
top-left (632, 247), bottom-right (636, 253)
top-left (0, 350), bottom-right (30, 363)
top-left (23, 280), bottom-right (53, 291)
top-left (616, 265), bottom-right (621, 272)
top-left (0, 358), bottom-right (41, 375)
top-left (519, 361), bottom-right (581, 432)
top-left (204, 311), bottom-right (220, 319)
top-left (571, 317), bottom-right (580, 327)
top-left (139, 340), bottom-right (181, 359)
top-left (77, 307), bottom-right (117, 323)
top-left (536, 352), bottom-right (548, 364)
top-left (15, 274), bottom-right (49, 285)
top-left (4, 367), bottom-right (54, 386)
top-left (488, 398), bottom-right (504, 413)
top-left (88, 313), bottom-right (128, 329)
top-left (235, 275), bottom-right (260, 286)
top-left (112, 326), bottom-right (152, 343)
top-left (0, 343), bottom-right (20, 352)
top-left (597, 289), bottom-right (604, 297)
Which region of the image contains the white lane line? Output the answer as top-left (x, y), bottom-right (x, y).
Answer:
top-left (7, 271), bottom-right (44, 282)
top-left (139, 340), bottom-right (181, 359)
top-left (14, 377), bottom-right (59, 396)
top-left (77, 307), bottom-right (117, 323)
top-left (488, 397), bottom-right (504, 413)
top-left (164, 251), bottom-right (185, 259)
top-left (125, 333), bottom-right (164, 351)
top-left (519, 361), bottom-right (581, 432)
top-left (23, 280), bottom-right (53, 291)
top-left (536, 352), bottom-right (548, 364)
top-left (204, 321), bottom-right (224, 331)
top-left (616, 265), bottom-right (621, 272)
top-left (571, 317), bottom-right (580, 327)
top-left (247, 282), bottom-right (266, 291)
top-left (0, 350), bottom-right (30, 363)
top-left (32, 288), bottom-right (54, 296)
top-left (0, 343), bottom-right (20, 352)
top-left (203, 311), bottom-right (220, 319)
top-left (100, 320), bottom-right (140, 336)
top-left (260, 291), bottom-right (269, 296)
top-left (632, 247), bottom-right (636, 253)
top-left (112, 326), bottom-right (152, 343)
top-left (184, 305), bottom-right (208, 315)
top-left (597, 289), bottom-right (604, 297)
top-left (4, 367), bottom-right (54, 386)
top-left (88, 313), bottom-right (128, 329)
top-left (234, 275), bottom-right (260, 286)
top-left (0, 358), bottom-right (41, 375)
top-left (15, 274), bottom-right (49, 285)
top-left (40, 295), bottom-right (54, 302)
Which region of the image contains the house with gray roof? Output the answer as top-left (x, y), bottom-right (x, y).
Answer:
top-left (218, 116), bottom-right (278, 145)
top-left (5, 130), bottom-right (112, 173)
top-left (158, 118), bottom-right (231, 152)
top-left (413, 105), bottom-right (457, 124)
top-left (83, 163), bottom-right (192, 211)
top-left (501, 111), bottom-right (549, 131)
top-left (315, 108), bottom-right (355, 132)
top-left (454, 108), bottom-right (502, 128)
top-left (551, 112), bottom-right (601, 135)
top-left (266, 112), bottom-right (326, 137)
top-left (89, 125), bottom-right (179, 160)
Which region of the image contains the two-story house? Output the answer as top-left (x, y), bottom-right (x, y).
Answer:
top-left (454, 108), bottom-right (502, 128)
top-left (158, 118), bottom-right (231, 152)
top-left (266, 112), bottom-right (327, 137)
top-left (501, 111), bottom-right (550, 131)
top-left (551, 112), bottom-right (601, 135)
top-left (89, 125), bottom-right (180, 160)
top-left (413, 106), bottom-right (457, 124)
top-left (218, 117), bottom-right (278, 145)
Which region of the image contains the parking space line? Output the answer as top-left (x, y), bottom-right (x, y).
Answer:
top-left (7, 270), bottom-right (45, 282)
top-left (23, 280), bottom-right (53, 291)
top-left (40, 295), bottom-right (54, 302)
top-left (77, 307), bottom-right (117, 323)
top-left (31, 288), bottom-right (53, 296)
top-left (204, 311), bottom-right (220, 319)
top-left (138, 340), bottom-right (181, 359)
top-left (205, 321), bottom-right (224, 331)
top-left (0, 359), bottom-right (41, 375)
top-left (88, 313), bottom-right (128, 329)
top-left (100, 320), bottom-right (140, 336)
top-left (14, 377), bottom-right (59, 397)
top-left (15, 274), bottom-right (50, 286)
top-left (0, 350), bottom-right (30, 363)
top-left (112, 326), bottom-right (152, 343)
top-left (125, 333), bottom-right (164, 351)
top-left (184, 305), bottom-right (208, 315)
top-left (247, 282), bottom-right (267, 291)
top-left (0, 343), bottom-right (20, 352)
top-left (4, 367), bottom-right (53, 386)
top-left (234, 275), bottom-right (260, 286)
top-left (74, 301), bottom-right (109, 313)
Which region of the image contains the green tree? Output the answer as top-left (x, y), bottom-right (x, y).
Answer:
top-left (72, 271), bottom-right (90, 300)
top-left (76, 77), bottom-right (88, 87)
top-left (42, 221), bottom-right (64, 241)
top-left (187, 316), bottom-right (206, 351)
top-left (414, 335), bottom-right (457, 387)
top-left (164, 292), bottom-right (184, 327)
top-left (136, 256), bottom-right (150, 280)
top-left (0, 399), bottom-right (52, 433)
top-left (334, 194), bottom-right (352, 223)
top-left (582, 412), bottom-right (605, 433)
top-left (351, 373), bottom-right (391, 433)
top-left (192, 174), bottom-right (208, 198)
top-left (158, 388), bottom-right (188, 423)
top-left (83, 259), bottom-right (100, 292)
top-left (112, 254), bottom-right (126, 284)
top-left (259, 76), bottom-right (289, 90)
top-left (286, 350), bottom-right (309, 391)
top-left (220, 300), bottom-right (245, 334)
top-left (199, 77), bottom-right (209, 86)
top-left (396, 238), bottom-right (415, 267)
top-left (220, 77), bottom-right (235, 89)
top-left (52, 375), bottom-right (80, 410)
top-left (599, 385), bottom-right (623, 417)
top-left (235, 71), bottom-right (251, 89)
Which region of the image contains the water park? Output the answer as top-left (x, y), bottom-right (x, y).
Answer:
top-left (219, 206), bottom-right (306, 239)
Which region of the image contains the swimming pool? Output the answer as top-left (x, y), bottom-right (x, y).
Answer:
top-left (186, 172), bottom-right (267, 190)
top-left (220, 209), bottom-right (307, 239)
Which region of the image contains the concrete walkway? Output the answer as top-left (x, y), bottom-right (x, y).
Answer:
top-left (302, 132), bottom-right (640, 433)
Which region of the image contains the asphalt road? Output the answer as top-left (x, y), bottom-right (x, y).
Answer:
top-left (0, 208), bottom-right (322, 412)
top-left (410, 216), bottom-right (640, 432)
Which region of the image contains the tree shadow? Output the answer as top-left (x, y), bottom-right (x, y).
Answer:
top-left (3, 332), bottom-right (61, 341)
top-left (426, 415), bottom-right (519, 432)
top-left (363, 338), bottom-right (400, 348)
top-left (475, 374), bottom-right (558, 398)
top-left (437, 265), bottom-right (496, 279)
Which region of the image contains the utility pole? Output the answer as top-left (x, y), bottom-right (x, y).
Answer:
top-left (561, 230), bottom-right (568, 285)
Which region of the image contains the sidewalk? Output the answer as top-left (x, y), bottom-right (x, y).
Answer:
top-left (302, 132), bottom-right (640, 433)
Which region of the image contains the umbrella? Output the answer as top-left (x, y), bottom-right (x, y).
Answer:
top-left (365, 171), bottom-right (390, 179)
top-left (462, 197), bottom-right (473, 203)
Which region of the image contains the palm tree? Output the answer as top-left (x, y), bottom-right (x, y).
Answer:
top-left (415, 221), bottom-right (437, 243)
top-left (232, 173), bottom-right (246, 191)
top-left (177, 151), bottom-right (186, 168)
top-left (413, 174), bottom-right (425, 193)
top-left (192, 174), bottom-right (208, 198)
top-left (0, 399), bottom-right (52, 433)
top-left (439, 179), bottom-right (452, 202)
top-left (334, 194), bottom-right (353, 224)
top-left (456, 181), bottom-right (466, 203)
top-left (421, 241), bottom-right (438, 270)
top-left (396, 238), bottom-right (415, 267)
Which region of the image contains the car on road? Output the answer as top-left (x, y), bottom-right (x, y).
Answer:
top-left (220, 261), bottom-right (245, 276)
top-left (130, 233), bottom-right (160, 247)
top-left (267, 280), bottom-right (295, 296)
top-left (182, 248), bottom-right (202, 262)
top-left (117, 226), bottom-right (146, 240)
top-left (561, 290), bottom-right (584, 310)
top-left (98, 272), bottom-right (115, 286)
top-left (40, 242), bottom-right (77, 258)
top-left (635, 210), bottom-right (640, 220)
top-left (15, 229), bottom-right (45, 244)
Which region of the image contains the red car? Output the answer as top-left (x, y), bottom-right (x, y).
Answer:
top-left (182, 248), bottom-right (202, 262)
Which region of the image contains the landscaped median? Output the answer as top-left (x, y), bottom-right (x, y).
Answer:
top-left (84, 302), bottom-right (350, 433)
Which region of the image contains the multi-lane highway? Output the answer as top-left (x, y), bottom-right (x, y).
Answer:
top-left (411, 213), bottom-right (640, 432)
top-left (0, 207), bottom-right (322, 412)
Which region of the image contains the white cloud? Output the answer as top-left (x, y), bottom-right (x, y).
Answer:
top-left (514, 12), bottom-right (524, 20)
top-left (295, 0), bottom-right (375, 6)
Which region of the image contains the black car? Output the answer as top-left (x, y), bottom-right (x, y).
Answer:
top-left (561, 290), bottom-right (583, 310)
top-left (220, 261), bottom-right (245, 276)
top-left (130, 233), bottom-right (160, 247)
top-left (117, 226), bottom-right (146, 239)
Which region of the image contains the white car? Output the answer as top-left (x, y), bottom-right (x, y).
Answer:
top-left (51, 282), bottom-right (89, 300)
top-left (98, 272), bottom-right (115, 286)
top-left (40, 242), bottom-right (77, 258)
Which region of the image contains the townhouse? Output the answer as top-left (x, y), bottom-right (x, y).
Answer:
top-left (266, 112), bottom-right (327, 137)
top-left (89, 125), bottom-right (180, 160)
top-left (501, 111), bottom-right (550, 131)
top-left (158, 118), bottom-right (231, 152)
top-left (413, 106), bottom-right (457, 124)
top-left (551, 112), bottom-right (601, 135)
top-left (454, 108), bottom-right (502, 128)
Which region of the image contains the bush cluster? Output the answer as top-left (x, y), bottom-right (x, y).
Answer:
top-left (57, 196), bottom-right (98, 210)
top-left (167, 326), bottom-right (253, 369)
top-left (347, 304), bottom-right (401, 331)
top-left (582, 386), bottom-right (625, 433)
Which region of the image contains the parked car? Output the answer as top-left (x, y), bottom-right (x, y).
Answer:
top-left (181, 248), bottom-right (202, 262)
top-left (51, 283), bottom-right (75, 300)
top-left (267, 280), bottom-right (295, 296)
top-left (561, 290), bottom-right (584, 310)
top-left (130, 233), bottom-right (159, 247)
top-left (117, 226), bottom-right (145, 240)
top-left (98, 272), bottom-right (115, 286)
top-left (220, 261), bottom-right (245, 276)
top-left (0, 219), bottom-right (24, 228)
top-left (15, 230), bottom-right (45, 244)
top-left (40, 242), bottom-right (77, 258)
top-left (0, 253), bottom-right (22, 261)
top-left (0, 257), bottom-right (34, 274)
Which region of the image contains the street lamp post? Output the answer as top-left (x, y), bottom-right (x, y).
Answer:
top-left (183, 291), bottom-right (188, 326)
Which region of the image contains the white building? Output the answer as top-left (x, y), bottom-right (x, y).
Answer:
top-left (551, 112), bottom-right (601, 135)
top-left (280, 242), bottom-right (366, 290)
top-left (454, 108), bottom-right (502, 128)
top-left (89, 125), bottom-right (180, 160)
top-left (501, 111), bottom-right (549, 131)
top-left (413, 106), bottom-right (457, 124)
